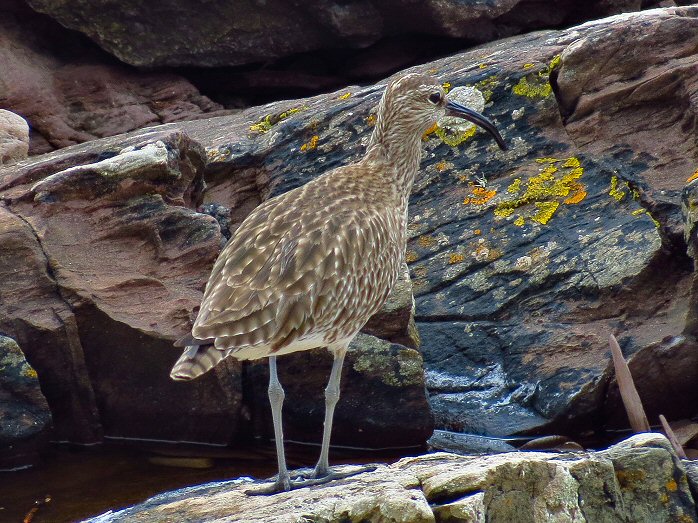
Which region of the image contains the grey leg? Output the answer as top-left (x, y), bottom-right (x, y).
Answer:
top-left (313, 349), bottom-right (346, 478)
top-left (246, 355), bottom-right (290, 495)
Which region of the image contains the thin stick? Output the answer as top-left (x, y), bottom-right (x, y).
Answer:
top-left (660, 414), bottom-right (687, 459)
top-left (609, 334), bottom-right (650, 432)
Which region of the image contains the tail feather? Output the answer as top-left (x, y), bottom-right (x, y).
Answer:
top-left (170, 344), bottom-right (228, 381)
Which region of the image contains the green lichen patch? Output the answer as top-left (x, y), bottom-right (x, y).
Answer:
top-left (494, 157), bottom-right (586, 226)
top-left (249, 106), bottom-right (305, 134)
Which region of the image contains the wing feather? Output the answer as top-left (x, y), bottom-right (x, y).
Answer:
top-left (188, 179), bottom-right (400, 359)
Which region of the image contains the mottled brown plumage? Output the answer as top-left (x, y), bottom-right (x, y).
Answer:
top-left (171, 72), bottom-right (506, 493)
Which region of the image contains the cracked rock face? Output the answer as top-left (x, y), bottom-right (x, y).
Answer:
top-left (84, 433), bottom-right (698, 523)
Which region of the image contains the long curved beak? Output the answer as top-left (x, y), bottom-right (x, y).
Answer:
top-left (445, 100), bottom-right (508, 150)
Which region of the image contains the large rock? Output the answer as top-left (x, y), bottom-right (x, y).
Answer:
top-left (0, 335), bottom-right (51, 469)
top-left (0, 110), bottom-right (29, 166)
top-left (26, 0), bottom-right (671, 68)
top-left (85, 433), bottom-right (698, 522)
top-left (0, 130), bottom-right (244, 444)
top-left (2, 6), bottom-right (698, 447)
top-left (0, 1), bottom-right (229, 155)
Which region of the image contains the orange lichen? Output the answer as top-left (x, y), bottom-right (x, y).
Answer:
top-left (448, 253), bottom-right (465, 264)
top-left (422, 123), bottom-right (438, 141)
top-left (435, 161), bottom-right (449, 172)
top-left (418, 235), bottom-right (437, 248)
top-left (365, 114), bottom-right (377, 126)
top-left (300, 135), bottom-right (319, 152)
top-left (473, 229), bottom-right (482, 235)
top-left (687, 169), bottom-right (698, 183)
top-left (666, 480), bottom-right (678, 492)
top-left (405, 250), bottom-right (418, 263)
top-left (564, 188), bottom-right (587, 204)
top-left (464, 186), bottom-right (497, 206)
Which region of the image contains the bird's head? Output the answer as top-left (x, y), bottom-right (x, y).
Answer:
top-left (378, 73), bottom-right (507, 150)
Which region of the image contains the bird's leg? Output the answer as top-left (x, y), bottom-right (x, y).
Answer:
top-left (277, 346), bottom-right (375, 487)
top-left (313, 348), bottom-right (346, 478)
top-left (246, 356), bottom-right (291, 495)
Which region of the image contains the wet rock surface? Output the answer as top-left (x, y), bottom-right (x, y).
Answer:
top-left (1, 6), bottom-right (697, 450)
top-left (0, 335), bottom-right (51, 469)
top-left (85, 433), bottom-right (698, 523)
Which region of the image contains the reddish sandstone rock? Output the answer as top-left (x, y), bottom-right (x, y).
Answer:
top-left (0, 4), bottom-right (228, 155)
top-left (0, 110), bottom-right (29, 166)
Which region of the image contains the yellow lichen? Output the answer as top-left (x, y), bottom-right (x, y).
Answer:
top-left (435, 123), bottom-right (477, 147)
top-left (508, 178), bottom-right (522, 193)
top-left (549, 54), bottom-right (562, 70)
top-left (464, 186), bottom-right (497, 206)
top-left (478, 63), bottom-right (488, 69)
top-left (633, 208), bottom-right (660, 227)
top-left (250, 106), bottom-right (305, 133)
top-left (666, 479), bottom-right (678, 492)
top-left (405, 250), bottom-right (418, 263)
top-left (22, 366), bottom-right (38, 379)
top-left (631, 208), bottom-right (646, 216)
top-left (365, 114), bottom-right (377, 127)
top-left (418, 235), bottom-right (437, 248)
top-left (337, 92), bottom-right (352, 100)
top-left (532, 201), bottom-right (560, 224)
top-left (442, 82), bottom-right (451, 93)
top-left (687, 168), bottom-right (698, 183)
top-left (435, 161), bottom-right (449, 172)
top-left (474, 76), bottom-right (499, 102)
top-left (512, 55), bottom-right (560, 100)
top-left (513, 76), bottom-right (552, 98)
top-left (300, 135), bottom-right (319, 152)
top-left (448, 252), bottom-right (465, 264)
top-left (609, 175), bottom-right (627, 201)
top-left (494, 156), bottom-right (586, 225)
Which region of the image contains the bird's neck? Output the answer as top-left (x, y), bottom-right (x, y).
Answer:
top-left (366, 118), bottom-right (424, 207)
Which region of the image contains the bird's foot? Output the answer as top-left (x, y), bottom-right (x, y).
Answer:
top-left (244, 473), bottom-right (292, 496)
top-left (245, 464), bottom-right (378, 495)
top-left (298, 464), bottom-right (379, 485)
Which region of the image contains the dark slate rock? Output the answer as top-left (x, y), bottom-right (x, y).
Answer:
top-left (0, 335), bottom-right (51, 469)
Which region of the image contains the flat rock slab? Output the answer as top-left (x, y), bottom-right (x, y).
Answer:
top-left (86, 433), bottom-right (698, 523)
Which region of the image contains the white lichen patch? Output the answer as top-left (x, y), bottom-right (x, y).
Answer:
top-left (438, 86), bottom-right (486, 134)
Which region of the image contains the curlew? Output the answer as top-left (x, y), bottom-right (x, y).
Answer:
top-left (171, 73), bottom-right (507, 494)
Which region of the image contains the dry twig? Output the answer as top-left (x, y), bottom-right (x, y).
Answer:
top-left (609, 334), bottom-right (650, 432)
top-left (659, 414), bottom-right (688, 459)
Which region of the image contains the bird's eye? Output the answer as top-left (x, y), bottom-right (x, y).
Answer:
top-left (428, 92), bottom-right (442, 105)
